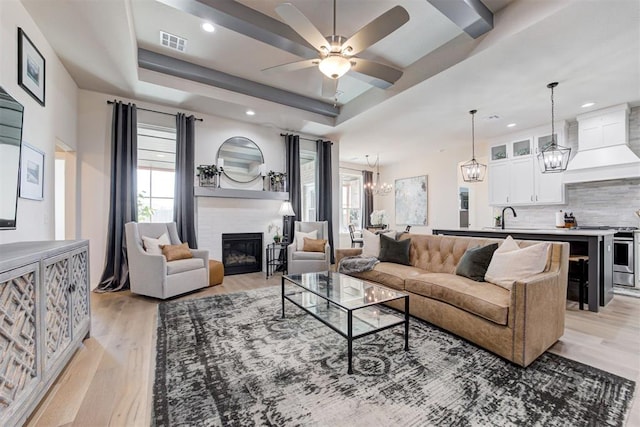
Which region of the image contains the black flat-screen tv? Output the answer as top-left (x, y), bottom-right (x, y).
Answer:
top-left (0, 86), bottom-right (24, 230)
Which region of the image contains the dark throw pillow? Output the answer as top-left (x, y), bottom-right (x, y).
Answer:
top-left (455, 243), bottom-right (499, 282)
top-left (378, 234), bottom-right (411, 265)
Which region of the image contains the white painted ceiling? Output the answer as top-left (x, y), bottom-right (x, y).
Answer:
top-left (21, 0), bottom-right (640, 166)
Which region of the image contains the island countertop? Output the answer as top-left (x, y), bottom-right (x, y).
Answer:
top-left (432, 227), bottom-right (617, 237)
top-left (431, 228), bottom-right (615, 313)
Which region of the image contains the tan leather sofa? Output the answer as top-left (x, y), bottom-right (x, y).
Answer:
top-left (335, 233), bottom-right (569, 367)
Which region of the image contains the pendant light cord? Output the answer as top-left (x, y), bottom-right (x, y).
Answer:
top-left (548, 82), bottom-right (558, 148)
top-left (470, 109), bottom-right (477, 160)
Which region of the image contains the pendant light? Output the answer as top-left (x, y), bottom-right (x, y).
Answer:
top-left (460, 109), bottom-right (486, 182)
top-left (364, 154), bottom-right (392, 195)
top-left (537, 82), bottom-right (571, 173)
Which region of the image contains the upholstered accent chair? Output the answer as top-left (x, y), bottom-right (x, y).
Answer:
top-left (125, 222), bottom-right (209, 299)
top-left (287, 221), bottom-right (331, 274)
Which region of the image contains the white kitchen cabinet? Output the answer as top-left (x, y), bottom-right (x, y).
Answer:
top-left (488, 160), bottom-right (510, 205)
top-left (488, 127), bottom-right (566, 207)
top-left (510, 156), bottom-right (535, 204)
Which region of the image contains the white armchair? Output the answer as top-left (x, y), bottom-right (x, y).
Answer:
top-left (125, 222), bottom-right (209, 299)
top-left (287, 221), bottom-right (331, 274)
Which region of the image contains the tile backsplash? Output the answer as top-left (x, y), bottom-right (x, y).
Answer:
top-left (502, 179), bottom-right (640, 228)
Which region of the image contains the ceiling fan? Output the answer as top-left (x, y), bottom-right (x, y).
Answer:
top-left (265, 0), bottom-right (410, 98)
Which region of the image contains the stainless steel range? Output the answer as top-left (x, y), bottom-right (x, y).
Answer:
top-left (575, 226), bottom-right (638, 288)
top-left (613, 227), bottom-right (638, 288)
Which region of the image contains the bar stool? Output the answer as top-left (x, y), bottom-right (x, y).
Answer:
top-left (568, 255), bottom-right (588, 310)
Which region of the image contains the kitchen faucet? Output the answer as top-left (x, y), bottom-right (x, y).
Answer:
top-left (501, 206), bottom-right (517, 230)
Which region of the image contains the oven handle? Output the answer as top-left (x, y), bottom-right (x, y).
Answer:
top-left (614, 237), bottom-right (634, 242)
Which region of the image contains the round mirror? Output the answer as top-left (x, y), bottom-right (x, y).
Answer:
top-left (217, 136), bottom-right (264, 183)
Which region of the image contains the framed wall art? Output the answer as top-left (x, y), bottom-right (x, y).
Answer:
top-left (395, 175), bottom-right (427, 226)
top-left (20, 143), bottom-right (45, 200)
top-left (18, 28), bottom-right (46, 106)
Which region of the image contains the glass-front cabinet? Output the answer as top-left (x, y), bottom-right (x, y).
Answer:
top-left (512, 139), bottom-right (532, 157)
top-left (487, 124), bottom-right (566, 207)
top-left (490, 144), bottom-right (508, 162)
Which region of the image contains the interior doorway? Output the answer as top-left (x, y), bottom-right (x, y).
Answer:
top-left (54, 140), bottom-right (77, 240)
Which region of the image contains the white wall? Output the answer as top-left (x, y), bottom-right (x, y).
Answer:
top-left (77, 89), bottom-right (341, 283)
top-left (365, 144), bottom-right (492, 235)
top-left (0, 0), bottom-right (78, 244)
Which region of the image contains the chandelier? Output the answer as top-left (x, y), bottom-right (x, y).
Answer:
top-left (460, 109), bottom-right (487, 182)
top-left (364, 154), bottom-right (392, 195)
top-left (537, 82), bottom-right (571, 173)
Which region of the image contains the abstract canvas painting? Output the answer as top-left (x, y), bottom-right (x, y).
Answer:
top-left (395, 175), bottom-right (427, 225)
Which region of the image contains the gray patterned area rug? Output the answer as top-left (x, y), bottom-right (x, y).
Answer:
top-left (153, 286), bottom-right (635, 426)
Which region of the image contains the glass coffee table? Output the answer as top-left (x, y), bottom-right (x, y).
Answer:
top-left (282, 272), bottom-right (409, 374)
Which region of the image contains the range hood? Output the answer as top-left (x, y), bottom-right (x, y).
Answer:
top-left (564, 103), bottom-right (640, 184)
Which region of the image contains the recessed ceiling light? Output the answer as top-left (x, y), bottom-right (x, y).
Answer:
top-left (157, 154), bottom-right (165, 158)
top-left (581, 102), bottom-right (595, 108)
top-left (246, 110), bottom-right (255, 116)
top-left (201, 22), bottom-right (215, 33)
top-left (507, 123), bottom-right (516, 128)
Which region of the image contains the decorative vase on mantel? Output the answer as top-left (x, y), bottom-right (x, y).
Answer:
top-left (199, 174), bottom-right (218, 188)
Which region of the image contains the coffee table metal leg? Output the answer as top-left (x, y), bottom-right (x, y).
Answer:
top-left (347, 310), bottom-right (353, 374)
top-left (281, 277), bottom-right (285, 318)
top-left (404, 296), bottom-right (409, 351)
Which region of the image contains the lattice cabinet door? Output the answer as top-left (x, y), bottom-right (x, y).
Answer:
top-left (70, 247), bottom-right (90, 339)
top-left (42, 254), bottom-right (72, 372)
top-left (0, 263), bottom-right (40, 423)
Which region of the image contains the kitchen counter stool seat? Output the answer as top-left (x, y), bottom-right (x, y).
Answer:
top-left (569, 255), bottom-right (589, 310)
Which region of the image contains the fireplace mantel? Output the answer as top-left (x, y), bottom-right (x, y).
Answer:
top-left (194, 187), bottom-right (288, 200)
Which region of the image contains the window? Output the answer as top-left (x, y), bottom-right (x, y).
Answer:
top-left (137, 125), bottom-right (176, 223)
top-left (300, 141), bottom-right (317, 222)
top-left (339, 172), bottom-right (363, 233)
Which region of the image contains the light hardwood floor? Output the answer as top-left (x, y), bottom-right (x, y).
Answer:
top-left (27, 273), bottom-right (640, 426)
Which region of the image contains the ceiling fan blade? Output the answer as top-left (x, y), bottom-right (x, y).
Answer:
top-left (321, 77), bottom-right (338, 98)
top-left (350, 58), bottom-right (403, 88)
top-left (275, 3), bottom-right (328, 52)
top-left (262, 58), bottom-right (319, 74)
top-left (341, 6), bottom-right (410, 56)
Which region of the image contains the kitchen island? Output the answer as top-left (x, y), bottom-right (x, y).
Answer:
top-left (432, 228), bottom-right (615, 312)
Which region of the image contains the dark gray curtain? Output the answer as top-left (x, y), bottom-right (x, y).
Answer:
top-left (96, 102), bottom-right (137, 292)
top-left (174, 113), bottom-right (198, 248)
top-left (316, 139), bottom-right (335, 263)
top-left (362, 170), bottom-right (374, 228)
top-left (284, 134), bottom-right (301, 243)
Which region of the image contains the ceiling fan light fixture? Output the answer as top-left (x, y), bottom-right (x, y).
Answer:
top-left (319, 54), bottom-right (351, 79)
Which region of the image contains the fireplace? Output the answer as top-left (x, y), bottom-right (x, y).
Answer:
top-left (221, 233), bottom-right (263, 275)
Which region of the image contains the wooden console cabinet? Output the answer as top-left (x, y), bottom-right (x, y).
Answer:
top-left (0, 240), bottom-right (90, 426)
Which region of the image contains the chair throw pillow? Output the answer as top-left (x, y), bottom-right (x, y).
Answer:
top-left (142, 232), bottom-right (171, 255)
top-left (295, 230), bottom-right (317, 251)
top-left (362, 229), bottom-right (396, 258)
top-left (161, 243), bottom-right (193, 261)
top-left (303, 237), bottom-right (327, 253)
top-left (485, 236), bottom-right (550, 290)
top-left (455, 243), bottom-right (499, 282)
top-left (378, 234), bottom-right (411, 265)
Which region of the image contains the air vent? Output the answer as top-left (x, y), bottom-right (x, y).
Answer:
top-left (160, 31), bottom-right (187, 52)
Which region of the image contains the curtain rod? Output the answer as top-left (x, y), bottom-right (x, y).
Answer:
top-left (340, 166), bottom-right (365, 172)
top-left (280, 133), bottom-right (333, 144)
top-left (106, 100), bottom-right (203, 122)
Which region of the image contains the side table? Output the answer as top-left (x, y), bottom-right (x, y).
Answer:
top-left (266, 241), bottom-right (288, 278)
